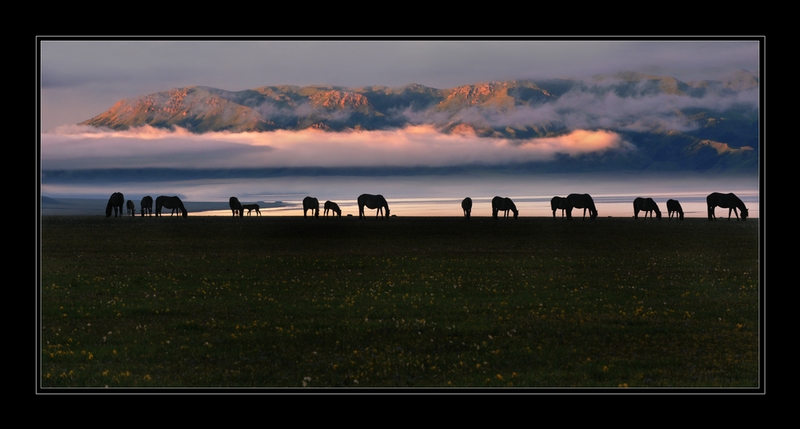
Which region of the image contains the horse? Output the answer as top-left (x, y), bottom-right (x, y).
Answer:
top-left (358, 194), bottom-right (390, 219)
top-left (229, 196), bottom-right (243, 217)
top-left (667, 199), bottom-right (684, 220)
top-left (461, 197), bottom-right (472, 219)
top-left (140, 196), bottom-right (153, 217)
top-left (105, 192), bottom-right (125, 218)
top-left (155, 196), bottom-right (187, 217)
top-left (324, 200), bottom-right (342, 218)
top-left (126, 200), bottom-right (136, 216)
top-left (633, 197), bottom-right (661, 220)
top-left (242, 204), bottom-right (261, 216)
top-left (707, 192), bottom-right (748, 221)
top-left (550, 196), bottom-right (569, 218)
top-left (492, 196), bottom-right (518, 219)
top-left (565, 194), bottom-right (598, 220)
top-left (303, 197), bottom-right (320, 218)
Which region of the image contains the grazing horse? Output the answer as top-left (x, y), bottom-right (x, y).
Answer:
top-left (633, 197), bottom-right (662, 220)
top-left (667, 199), bottom-right (684, 220)
top-left (155, 196), bottom-right (187, 217)
top-left (492, 196), bottom-right (518, 219)
top-left (242, 204), bottom-right (261, 216)
top-left (707, 192), bottom-right (748, 221)
top-left (550, 196), bottom-right (569, 218)
top-left (358, 194), bottom-right (390, 219)
top-left (140, 196), bottom-right (153, 217)
top-left (324, 200), bottom-right (342, 218)
top-left (229, 196), bottom-right (243, 217)
top-left (105, 192), bottom-right (125, 218)
top-left (565, 193), bottom-right (598, 220)
top-left (461, 197), bottom-right (472, 219)
top-left (126, 200), bottom-right (136, 216)
top-left (303, 197), bottom-right (320, 218)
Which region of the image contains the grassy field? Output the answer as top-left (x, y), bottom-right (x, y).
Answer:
top-left (39, 215), bottom-right (760, 389)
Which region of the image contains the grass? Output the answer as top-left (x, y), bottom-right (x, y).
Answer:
top-left (39, 215), bottom-right (760, 389)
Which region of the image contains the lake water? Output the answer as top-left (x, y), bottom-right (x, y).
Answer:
top-left (42, 172), bottom-right (759, 219)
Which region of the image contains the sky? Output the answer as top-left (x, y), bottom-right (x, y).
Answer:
top-left (38, 37), bottom-right (761, 215)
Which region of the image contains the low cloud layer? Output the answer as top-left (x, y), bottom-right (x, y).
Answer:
top-left (41, 125), bottom-right (634, 170)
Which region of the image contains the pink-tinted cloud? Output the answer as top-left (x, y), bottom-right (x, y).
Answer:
top-left (42, 125), bottom-right (634, 170)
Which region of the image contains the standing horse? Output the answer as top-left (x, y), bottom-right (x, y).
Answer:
top-left (358, 194), bottom-right (390, 219)
top-left (633, 197), bottom-right (661, 220)
top-left (126, 200), bottom-right (136, 216)
top-left (550, 196), bottom-right (569, 218)
top-left (303, 197), bottom-right (320, 218)
top-left (707, 192), bottom-right (748, 221)
top-left (324, 200), bottom-right (342, 218)
top-left (155, 196), bottom-right (187, 217)
top-left (461, 197), bottom-right (472, 219)
top-left (492, 196), bottom-right (518, 219)
top-left (667, 199), bottom-right (684, 220)
top-left (565, 194), bottom-right (598, 220)
top-left (105, 192), bottom-right (124, 217)
top-left (140, 196), bottom-right (153, 217)
top-left (243, 204), bottom-right (261, 216)
top-left (229, 196), bottom-right (243, 217)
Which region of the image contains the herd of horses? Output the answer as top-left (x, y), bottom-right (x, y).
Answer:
top-left (298, 196), bottom-right (344, 219)
top-left (229, 197), bottom-right (262, 217)
top-left (106, 191), bottom-right (750, 221)
top-left (105, 193), bottom-right (186, 218)
top-left (548, 194), bottom-right (598, 220)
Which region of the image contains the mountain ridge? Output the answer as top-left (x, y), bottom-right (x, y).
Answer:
top-left (77, 71), bottom-right (760, 173)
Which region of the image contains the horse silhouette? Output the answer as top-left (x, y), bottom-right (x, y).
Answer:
top-left (155, 196), bottom-right (187, 217)
top-left (550, 196), bottom-right (569, 218)
top-left (633, 197), bottom-right (662, 220)
top-left (303, 197), bottom-right (320, 218)
top-left (243, 204), bottom-right (261, 216)
top-left (492, 196), bottom-right (518, 219)
top-left (140, 196), bottom-right (153, 217)
top-left (324, 200), bottom-right (342, 218)
top-left (667, 199), bottom-right (684, 220)
top-left (707, 192), bottom-right (748, 221)
top-left (461, 197), bottom-right (472, 218)
top-left (565, 194), bottom-right (598, 220)
top-left (126, 200), bottom-right (136, 216)
top-left (105, 192), bottom-right (124, 218)
top-left (358, 194), bottom-right (390, 219)
top-left (229, 196), bottom-right (243, 217)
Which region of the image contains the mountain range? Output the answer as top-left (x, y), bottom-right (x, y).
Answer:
top-left (79, 70), bottom-right (760, 174)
